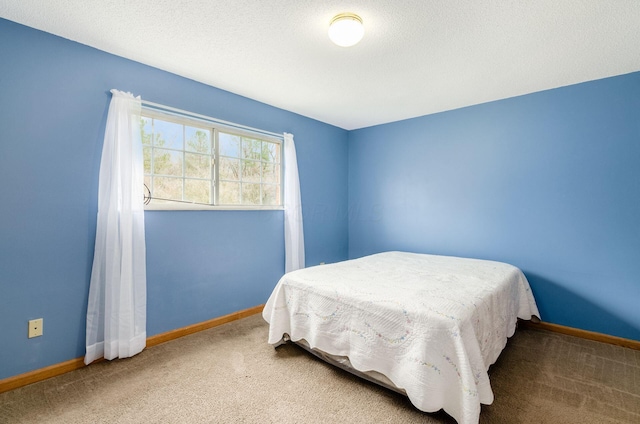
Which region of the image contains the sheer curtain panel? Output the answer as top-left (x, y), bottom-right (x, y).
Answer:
top-left (85, 90), bottom-right (147, 365)
top-left (283, 133), bottom-right (305, 273)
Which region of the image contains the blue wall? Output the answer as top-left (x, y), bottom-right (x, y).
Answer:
top-left (0, 19), bottom-right (348, 380)
top-left (349, 72), bottom-right (640, 341)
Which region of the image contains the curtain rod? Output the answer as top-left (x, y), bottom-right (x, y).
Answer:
top-left (140, 100), bottom-right (284, 140)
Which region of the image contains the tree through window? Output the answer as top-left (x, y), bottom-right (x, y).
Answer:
top-left (141, 111), bottom-right (282, 208)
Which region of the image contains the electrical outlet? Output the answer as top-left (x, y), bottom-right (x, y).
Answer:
top-left (28, 318), bottom-right (43, 338)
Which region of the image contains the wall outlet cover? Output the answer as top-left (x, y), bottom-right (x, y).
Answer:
top-left (28, 318), bottom-right (43, 338)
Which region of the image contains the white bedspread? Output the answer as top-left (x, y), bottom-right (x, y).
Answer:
top-left (263, 252), bottom-right (540, 424)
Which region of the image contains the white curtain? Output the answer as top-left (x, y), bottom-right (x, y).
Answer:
top-left (85, 89), bottom-right (147, 365)
top-left (283, 133), bottom-right (305, 273)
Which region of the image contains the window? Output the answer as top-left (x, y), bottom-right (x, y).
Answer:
top-left (141, 111), bottom-right (282, 209)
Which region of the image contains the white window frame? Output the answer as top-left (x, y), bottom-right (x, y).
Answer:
top-left (141, 107), bottom-right (284, 211)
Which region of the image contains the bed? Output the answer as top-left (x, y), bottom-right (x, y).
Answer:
top-left (262, 251), bottom-right (540, 424)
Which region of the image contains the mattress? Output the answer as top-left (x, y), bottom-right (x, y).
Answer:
top-left (263, 251), bottom-right (540, 424)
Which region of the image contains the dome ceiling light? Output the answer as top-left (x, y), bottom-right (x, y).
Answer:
top-left (328, 13), bottom-right (364, 47)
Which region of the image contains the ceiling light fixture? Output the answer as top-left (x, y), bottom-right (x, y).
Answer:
top-left (328, 13), bottom-right (364, 47)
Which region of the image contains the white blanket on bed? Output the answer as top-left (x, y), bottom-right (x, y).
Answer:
top-left (263, 252), bottom-right (539, 424)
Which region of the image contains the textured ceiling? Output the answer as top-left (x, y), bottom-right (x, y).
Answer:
top-left (1, 1), bottom-right (640, 130)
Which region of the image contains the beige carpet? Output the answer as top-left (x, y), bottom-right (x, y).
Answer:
top-left (1, 314), bottom-right (638, 423)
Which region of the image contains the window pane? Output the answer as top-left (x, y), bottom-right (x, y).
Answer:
top-left (262, 141), bottom-right (280, 163)
top-left (219, 157), bottom-right (240, 181)
top-left (185, 127), bottom-right (211, 154)
top-left (219, 132), bottom-right (240, 157)
top-left (141, 112), bottom-right (282, 208)
top-left (219, 181), bottom-right (240, 204)
top-left (154, 177), bottom-right (182, 202)
top-left (154, 119), bottom-right (183, 150)
top-left (141, 117), bottom-right (153, 145)
top-left (242, 183), bottom-right (261, 205)
top-left (185, 153), bottom-right (210, 179)
top-left (185, 179), bottom-right (210, 204)
top-left (241, 160), bottom-right (261, 183)
top-left (242, 138), bottom-right (262, 160)
top-left (262, 184), bottom-right (279, 206)
top-left (143, 146), bottom-right (152, 174)
top-left (154, 149), bottom-right (183, 176)
top-left (262, 163), bottom-right (279, 184)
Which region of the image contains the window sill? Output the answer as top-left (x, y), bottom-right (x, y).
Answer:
top-left (144, 203), bottom-right (284, 211)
